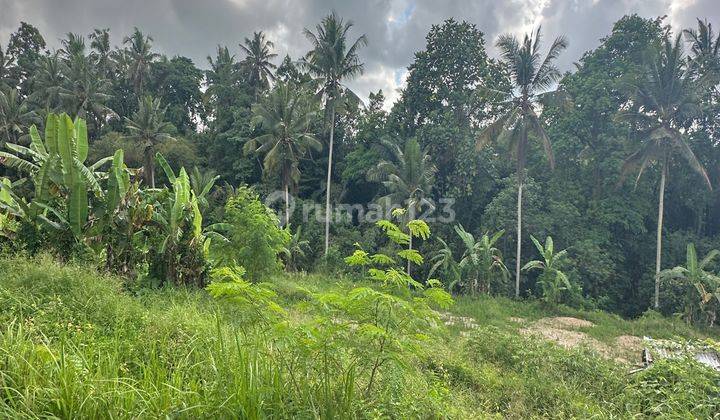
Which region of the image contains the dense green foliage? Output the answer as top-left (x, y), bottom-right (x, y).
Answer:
top-left (211, 186), bottom-right (289, 280)
top-left (3, 15), bottom-right (720, 315)
top-left (1, 11), bottom-right (720, 417)
top-left (0, 256), bottom-right (717, 418)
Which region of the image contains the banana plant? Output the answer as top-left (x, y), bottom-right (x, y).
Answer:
top-left (0, 113), bottom-right (112, 236)
top-left (280, 224), bottom-right (310, 272)
top-left (660, 243), bottom-right (720, 326)
top-left (150, 152), bottom-right (228, 285)
top-left (427, 237), bottom-right (462, 292)
top-left (84, 149), bottom-right (154, 275)
top-left (522, 235), bottom-right (571, 305)
top-left (455, 225), bottom-right (509, 296)
top-left (0, 177), bottom-right (23, 238)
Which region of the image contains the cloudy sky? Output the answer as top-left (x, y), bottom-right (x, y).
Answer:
top-left (1, 0), bottom-right (719, 107)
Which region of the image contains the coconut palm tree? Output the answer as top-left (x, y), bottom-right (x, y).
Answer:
top-left (59, 54), bottom-right (115, 124)
top-left (618, 34), bottom-right (712, 309)
top-left (244, 82), bottom-right (321, 225)
top-left (124, 95), bottom-right (174, 187)
top-left (302, 12), bottom-right (367, 256)
top-left (240, 31), bottom-right (277, 101)
top-left (475, 27), bottom-right (567, 298)
top-left (683, 18), bottom-right (720, 82)
top-left (368, 138), bottom-right (436, 274)
top-left (30, 53), bottom-right (65, 114)
top-left (123, 28), bottom-right (159, 96)
top-left (60, 32), bottom-right (86, 60)
top-left (0, 88), bottom-right (39, 144)
top-left (89, 28), bottom-right (114, 77)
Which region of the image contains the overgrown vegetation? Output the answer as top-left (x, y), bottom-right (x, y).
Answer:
top-left (0, 255), bottom-right (717, 418)
top-left (0, 9), bottom-right (720, 418)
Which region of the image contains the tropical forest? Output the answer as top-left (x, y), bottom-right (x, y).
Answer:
top-left (0, 5), bottom-right (719, 418)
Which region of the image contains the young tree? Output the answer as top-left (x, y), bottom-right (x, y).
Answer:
top-left (475, 27), bottom-right (567, 298)
top-left (368, 138), bottom-right (436, 274)
top-left (124, 95), bottom-right (175, 187)
top-left (302, 12), bottom-right (367, 256)
top-left (244, 82), bottom-right (322, 225)
top-left (240, 31), bottom-right (277, 101)
top-left (618, 34), bottom-right (712, 309)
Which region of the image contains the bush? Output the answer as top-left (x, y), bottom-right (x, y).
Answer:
top-left (625, 358), bottom-right (720, 417)
top-left (211, 186), bottom-right (289, 280)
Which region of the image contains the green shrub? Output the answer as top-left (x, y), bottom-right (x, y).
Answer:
top-left (211, 186), bottom-right (289, 280)
top-left (625, 358), bottom-right (720, 417)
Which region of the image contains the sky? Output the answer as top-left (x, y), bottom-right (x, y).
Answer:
top-left (1, 0), bottom-right (719, 108)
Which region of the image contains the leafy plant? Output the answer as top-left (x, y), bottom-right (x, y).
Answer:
top-left (206, 265), bottom-right (284, 324)
top-left (210, 185), bottom-right (289, 281)
top-left (146, 152), bottom-right (225, 286)
top-left (336, 214), bottom-right (453, 394)
top-left (86, 149), bottom-right (154, 276)
top-left (522, 235), bottom-right (572, 305)
top-left (281, 224), bottom-right (310, 272)
top-left (454, 225), bottom-right (509, 296)
top-left (0, 113), bottom-right (113, 239)
top-left (660, 243), bottom-right (720, 326)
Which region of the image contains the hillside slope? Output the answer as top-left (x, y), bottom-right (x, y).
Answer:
top-left (0, 255), bottom-right (718, 418)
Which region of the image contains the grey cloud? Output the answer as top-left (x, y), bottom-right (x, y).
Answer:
top-left (1, 0), bottom-right (718, 106)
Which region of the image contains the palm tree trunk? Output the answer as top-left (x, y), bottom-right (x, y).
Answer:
top-left (324, 107), bottom-right (335, 256)
top-left (516, 180), bottom-right (523, 299)
top-left (407, 233), bottom-right (413, 276)
top-left (144, 149), bottom-right (155, 188)
top-left (654, 160), bottom-right (667, 309)
top-left (284, 182), bottom-right (290, 227)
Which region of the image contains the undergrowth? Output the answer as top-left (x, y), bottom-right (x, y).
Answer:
top-left (0, 255), bottom-right (718, 418)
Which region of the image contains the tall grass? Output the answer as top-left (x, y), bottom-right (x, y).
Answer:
top-left (0, 255), bottom-right (718, 418)
top-left (0, 256), bottom-right (450, 418)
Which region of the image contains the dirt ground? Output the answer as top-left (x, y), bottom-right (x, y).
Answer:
top-left (441, 312), bottom-right (645, 364)
top-left (520, 317), bottom-right (643, 364)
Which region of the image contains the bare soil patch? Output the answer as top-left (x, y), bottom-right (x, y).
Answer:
top-left (520, 317), bottom-right (641, 364)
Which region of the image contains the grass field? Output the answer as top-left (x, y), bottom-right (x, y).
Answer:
top-left (0, 254), bottom-right (718, 418)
